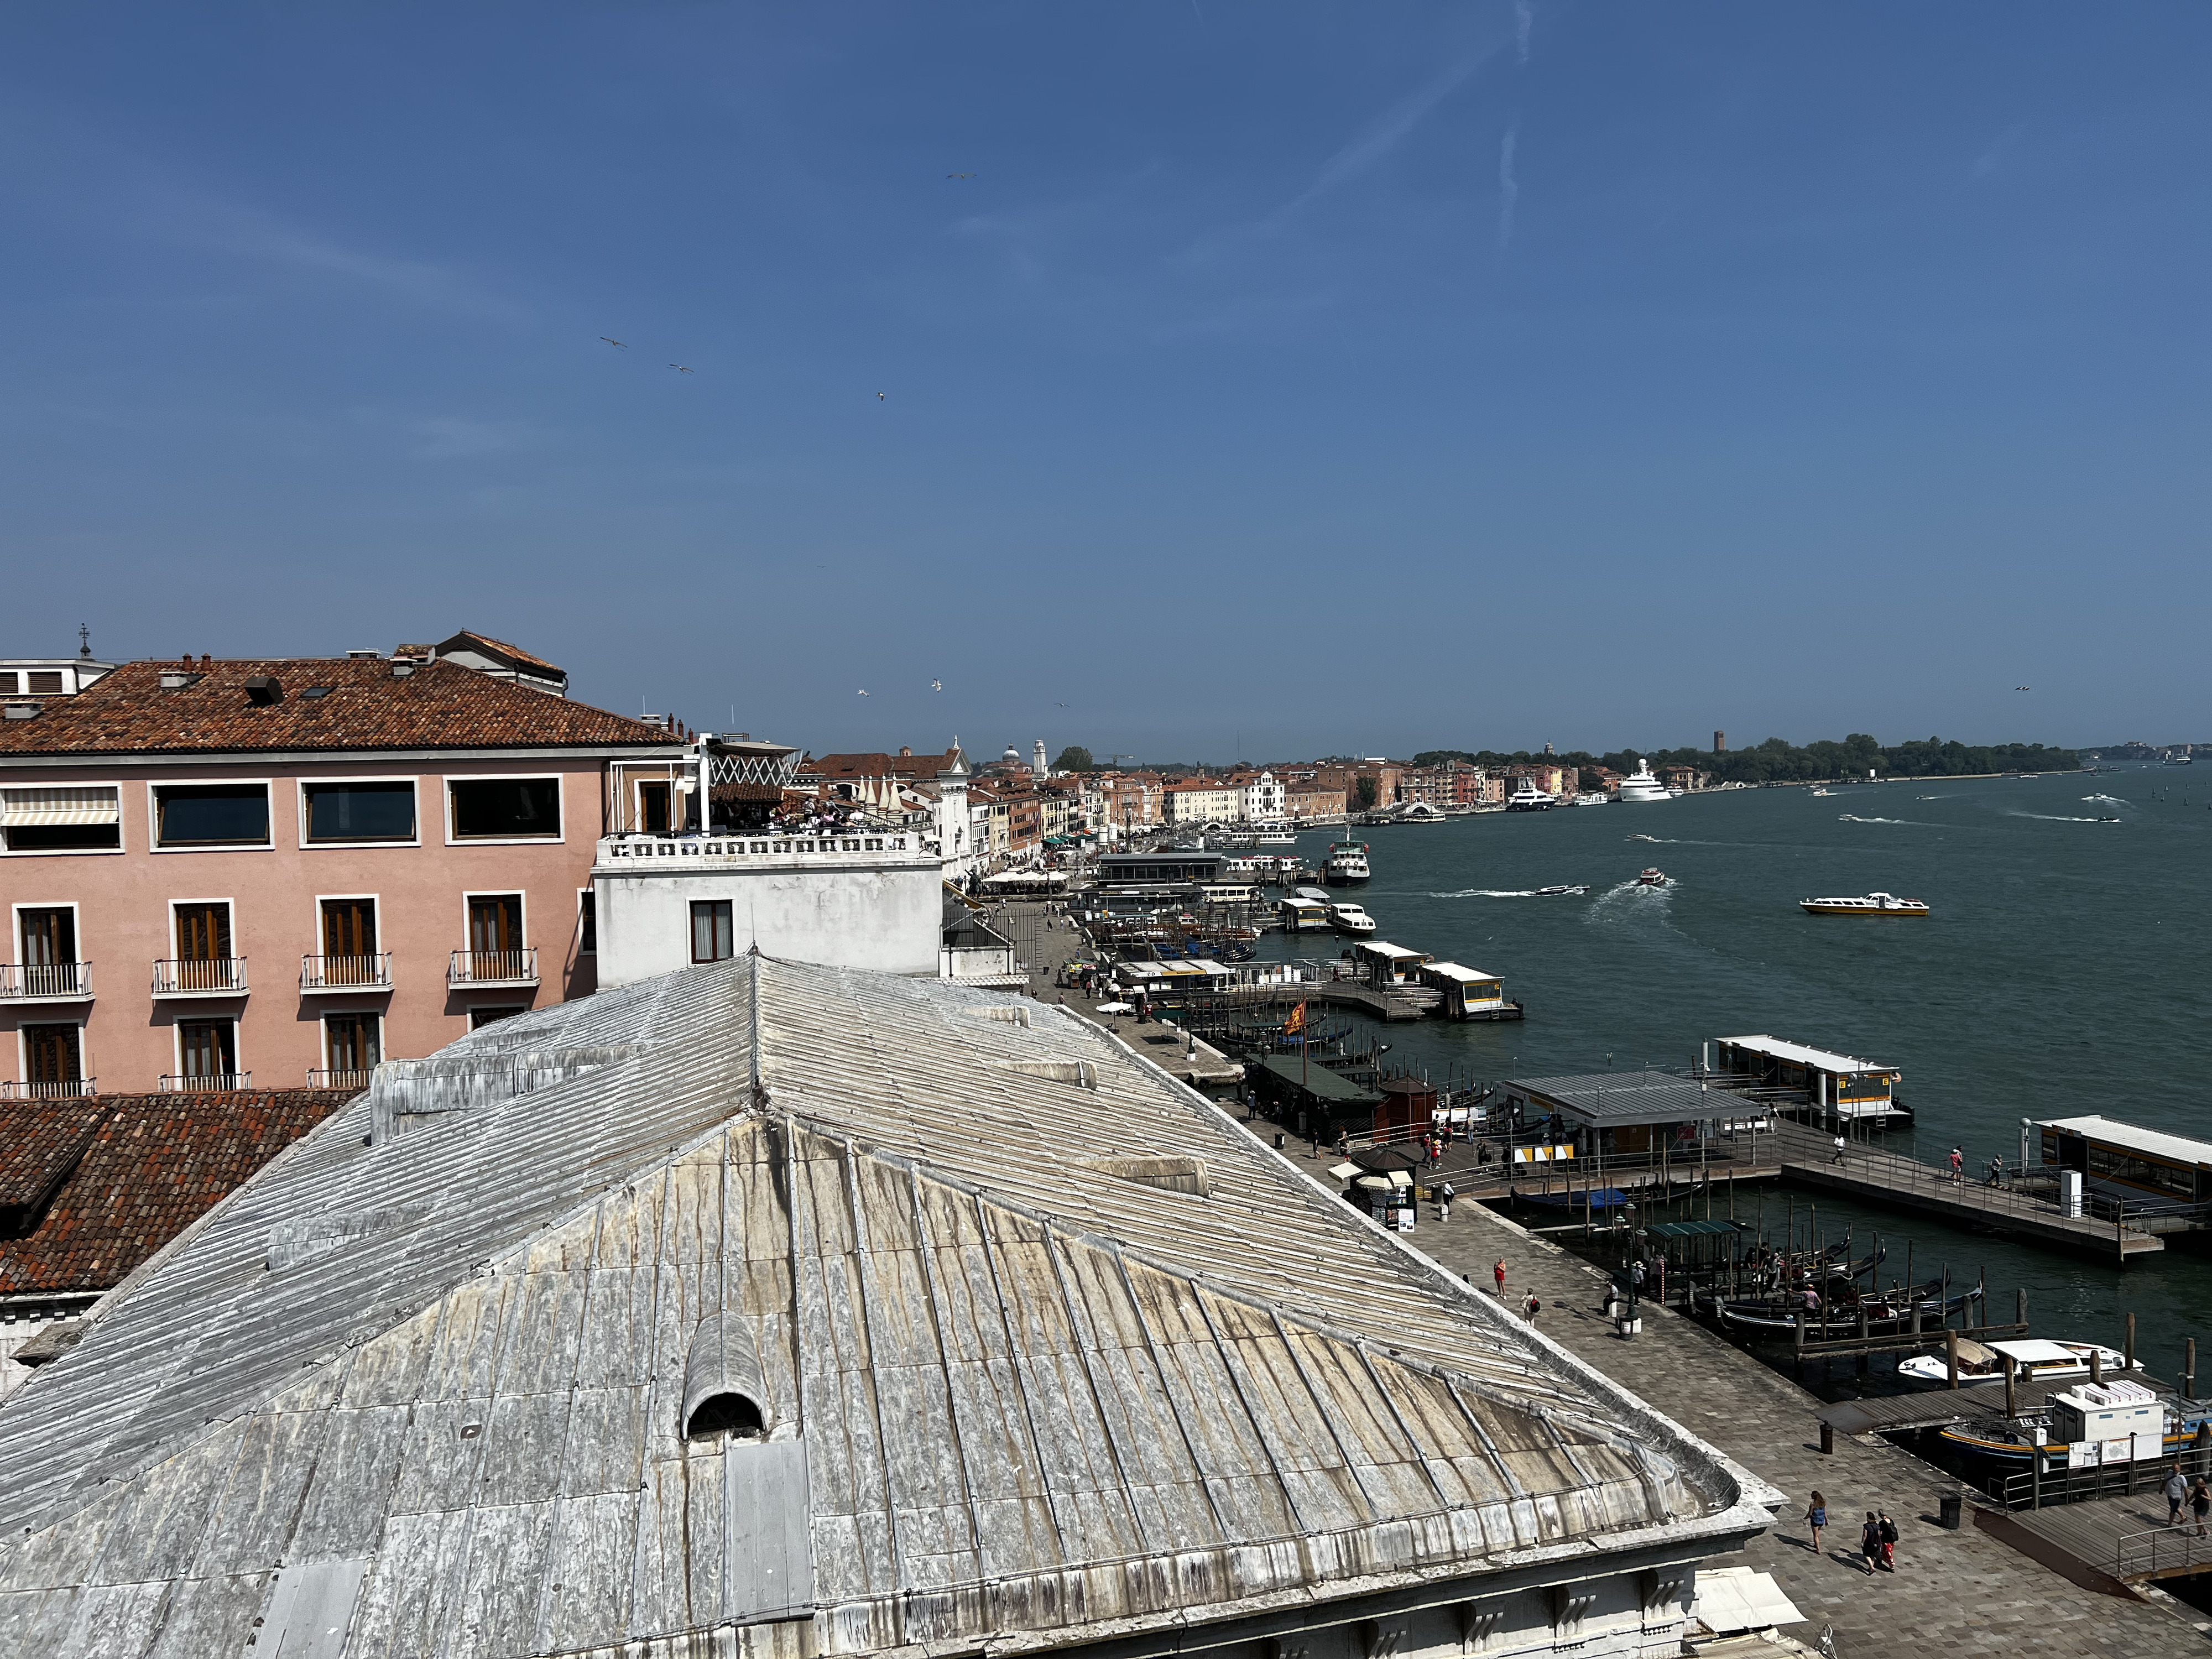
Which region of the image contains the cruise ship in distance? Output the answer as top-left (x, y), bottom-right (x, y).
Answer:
top-left (1617, 761), bottom-right (1670, 804)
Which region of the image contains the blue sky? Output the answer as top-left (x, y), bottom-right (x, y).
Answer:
top-left (4, 4), bottom-right (2208, 761)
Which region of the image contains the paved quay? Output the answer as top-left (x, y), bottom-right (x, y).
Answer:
top-left (1274, 1138), bottom-right (2212, 1657)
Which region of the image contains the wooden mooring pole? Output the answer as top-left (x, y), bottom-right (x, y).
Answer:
top-left (2125, 1312), bottom-right (2136, 1374)
top-left (2004, 1356), bottom-right (2018, 1422)
top-left (1947, 1327), bottom-right (1960, 1390)
top-left (2187, 1337), bottom-right (2198, 1401)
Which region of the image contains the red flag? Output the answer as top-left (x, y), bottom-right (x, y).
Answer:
top-left (1283, 1000), bottom-right (1308, 1036)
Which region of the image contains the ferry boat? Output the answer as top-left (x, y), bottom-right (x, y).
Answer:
top-left (1637, 868), bottom-right (1668, 886)
top-left (1617, 762), bottom-right (1670, 804)
top-left (1323, 838), bottom-right (1371, 886)
top-left (1799, 891), bottom-right (1931, 917)
top-left (1504, 781), bottom-right (1553, 812)
top-left (1898, 1337), bottom-right (2130, 1389)
top-left (2166, 750), bottom-right (2194, 766)
top-left (1328, 901), bottom-right (1378, 936)
top-left (1249, 824), bottom-right (1298, 844)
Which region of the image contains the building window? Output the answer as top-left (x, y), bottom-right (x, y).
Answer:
top-left (468, 894), bottom-right (523, 954)
top-left (638, 780), bottom-right (671, 833)
top-left (19, 907), bottom-right (77, 969)
top-left (320, 898), bottom-right (382, 985)
top-left (578, 891), bottom-right (597, 954)
top-left (324, 1012), bottom-right (382, 1076)
top-left (469, 1005), bottom-right (525, 1031)
top-left (24, 1024), bottom-right (82, 1087)
top-left (2, 786), bottom-right (121, 853)
top-left (178, 1018), bottom-right (238, 1082)
top-left (448, 778), bottom-right (561, 840)
top-left (304, 781), bottom-right (416, 843)
top-left (154, 783), bottom-right (270, 848)
top-left (25, 671), bottom-right (63, 696)
top-left (691, 900), bottom-right (734, 963)
top-left (170, 901), bottom-right (237, 992)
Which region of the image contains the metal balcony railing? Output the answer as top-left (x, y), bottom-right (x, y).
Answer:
top-left (153, 957), bottom-right (247, 996)
top-left (300, 953), bottom-right (393, 992)
top-left (448, 948), bottom-right (539, 988)
top-left (158, 1072), bottom-right (251, 1093)
top-left (306, 1068), bottom-right (374, 1092)
top-left (0, 962), bottom-right (92, 1000)
top-left (0, 1077), bottom-right (96, 1100)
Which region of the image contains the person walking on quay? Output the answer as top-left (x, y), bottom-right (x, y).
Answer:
top-left (1494, 1259), bottom-right (1507, 1298)
top-left (1859, 1513), bottom-right (1882, 1575)
top-left (1522, 1293), bottom-right (1542, 1324)
top-left (1877, 1511), bottom-right (1898, 1572)
top-left (1949, 1146), bottom-right (1964, 1186)
top-left (2167, 1464), bottom-right (2189, 1528)
top-left (1832, 1133), bottom-right (1846, 1165)
top-left (2192, 1475), bottom-right (2210, 1538)
top-left (1805, 1492), bottom-right (1828, 1558)
top-left (1438, 1180), bottom-right (1455, 1224)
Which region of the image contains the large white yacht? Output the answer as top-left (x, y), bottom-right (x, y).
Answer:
top-left (1323, 837), bottom-right (1371, 885)
top-left (1504, 780), bottom-right (1553, 812)
top-left (1617, 762), bottom-right (1671, 804)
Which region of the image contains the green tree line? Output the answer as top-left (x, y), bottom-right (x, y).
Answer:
top-left (1410, 734), bottom-right (2079, 783)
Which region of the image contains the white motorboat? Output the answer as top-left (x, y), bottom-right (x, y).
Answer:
top-left (1504, 780), bottom-right (1554, 812)
top-left (1291, 885), bottom-right (1332, 903)
top-left (1636, 868), bottom-right (1668, 886)
top-left (1323, 838), bottom-right (1370, 885)
top-left (1535, 884), bottom-right (1589, 896)
top-left (1810, 787), bottom-right (1834, 797)
top-left (1799, 891), bottom-right (1931, 917)
top-left (1898, 1338), bottom-right (2133, 1389)
top-left (1572, 792), bottom-right (1611, 806)
top-left (1329, 901), bottom-right (1378, 935)
top-left (1618, 762), bottom-right (1670, 804)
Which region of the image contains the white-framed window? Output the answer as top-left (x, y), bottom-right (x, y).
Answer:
top-left (150, 779), bottom-right (273, 852)
top-left (12, 901), bottom-right (81, 970)
top-left (299, 776), bottom-right (420, 847)
top-left (321, 1010), bottom-right (382, 1075)
top-left (172, 1015), bottom-right (240, 1083)
top-left (445, 774), bottom-right (563, 844)
top-left (17, 1018), bottom-right (88, 1089)
top-left (462, 890), bottom-right (526, 954)
top-left (1, 783), bottom-right (123, 856)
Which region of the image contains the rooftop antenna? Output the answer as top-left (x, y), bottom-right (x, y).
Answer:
top-left (77, 624), bottom-right (91, 660)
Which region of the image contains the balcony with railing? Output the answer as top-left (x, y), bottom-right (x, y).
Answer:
top-left (448, 948), bottom-right (539, 989)
top-left (0, 962), bottom-right (92, 1002)
top-left (300, 953), bottom-right (394, 993)
top-left (153, 957), bottom-right (248, 997)
top-left (306, 1067), bottom-right (375, 1092)
top-left (595, 831), bottom-right (931, 870)
top-left (0, 1077), bottom-right (96, 1100)
top-left (158, 1072), bottom-right (251, 1093)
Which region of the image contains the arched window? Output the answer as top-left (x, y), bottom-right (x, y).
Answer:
top-left (683, 1311), bottom-right (775, 1443)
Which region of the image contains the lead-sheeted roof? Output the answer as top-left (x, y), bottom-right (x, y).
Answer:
top-left (0, 957), bottom-right (1756, 1659)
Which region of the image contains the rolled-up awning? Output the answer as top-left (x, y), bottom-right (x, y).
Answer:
top-left (3, 786), bottom-right (119, 827)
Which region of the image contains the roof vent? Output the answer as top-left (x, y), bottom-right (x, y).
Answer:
top-left (158, 671), bottom-right (202, 691)
top-left (244, 676), bottom-right (283, 706)
top-left (2, 702), bottom-right (40, 721)
top-left (972, 1006), bottom-right (1031, 1029)
top-left (684, 1310), bottom-right (773, 1441)
top-left (390, 662), bottom-right (415, 679)
top-left (1075, 1155), bottom-right (1211, 1197)
top-left (994, 1058), bottom-right (1097, 1089)
top-left (347, 649), bottom-right (380, 659)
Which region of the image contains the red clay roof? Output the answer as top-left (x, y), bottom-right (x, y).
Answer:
top-left (0, 1091), bottom-right (348, 1296)
top-left (0, 656), bottom-right (679, 758)
top-left (439, 630), bottom-right (564, 676)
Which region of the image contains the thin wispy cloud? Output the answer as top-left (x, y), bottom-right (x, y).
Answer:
top-left (1301, 53), bottom-right (1494, 206)
top-left (1498, 121), bottom-right (1520, 248)
top-left (1970, 123), bottom-right (2026, 182)
top-left (411, 415), bottom-right (541, 460)
top-left (1514, 0), bottom-right (1533, 65)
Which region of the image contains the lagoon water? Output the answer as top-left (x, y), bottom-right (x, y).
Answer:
top-left (1281, 765), bottom-right (2212, 1380)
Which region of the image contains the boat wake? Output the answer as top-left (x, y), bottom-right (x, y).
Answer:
top-left (1588, 877), bottom-right (1673, 914)
top-left (1837, 813), bottom-right (1917, 825)
top-left (2012, 811), bottom-right (2118, 824)
top-left (1624, 833), bottom-right (1672, 844)
top-left (1428, 886), bottom-right (1587, 900)
top-left (2081, 794), bottom-right (2126, 806)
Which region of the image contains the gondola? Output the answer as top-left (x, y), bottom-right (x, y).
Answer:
top-left (1703, 1279), bottom-right (1980, 1337)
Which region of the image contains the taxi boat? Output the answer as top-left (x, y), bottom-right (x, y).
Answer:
top-left (1799, 891), bottom-right (1930, 916)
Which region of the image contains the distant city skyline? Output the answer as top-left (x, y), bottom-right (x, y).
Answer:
top-left (6, 4), bottom-right (2210, 754)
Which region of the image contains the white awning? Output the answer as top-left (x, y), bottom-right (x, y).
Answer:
top-left (2, 786), bottom-right (119, 827)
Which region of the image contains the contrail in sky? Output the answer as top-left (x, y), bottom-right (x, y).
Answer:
top-left (1515, 0), bottom-right (1532, 64)
top-left (1498, 121), bottom-right (1520, 248)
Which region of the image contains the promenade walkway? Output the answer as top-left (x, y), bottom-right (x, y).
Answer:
top-left (1275, 1139), bottom-right (2212, 1657)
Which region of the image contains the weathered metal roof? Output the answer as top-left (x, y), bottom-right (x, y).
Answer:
top-left (0, 955), bottom-right (1768, 1658)
top-left (1506, 1071), bottom-right (1738, 1128)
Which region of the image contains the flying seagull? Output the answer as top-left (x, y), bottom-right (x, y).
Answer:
top-left (669, 363), bottom-right (693, 374)
top-left (2016, 685), bottom-right (2032, 691)
top-left (877, 392), bottom-right (885, 400)
top-left (601, 337), bottom-right (627, 348)
top-left (948, 173), bottom-right (977, 179)
top-left (930, 679), bottom-right (943, 692)
top-left (857, 688), bottom-right (870, 697)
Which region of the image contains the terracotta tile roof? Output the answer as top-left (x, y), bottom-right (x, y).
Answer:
top-left (0, 656), bottom-right (679, 758)
top-left (439, 630), bottom-right (564, 676)
top-left (0, 1091), bottom-right (347, 1296)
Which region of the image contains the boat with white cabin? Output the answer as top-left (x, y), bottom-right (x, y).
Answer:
top-left (1799, 891), bottom-right (1931, 917)
top-left (1323, 838), bottom-right (1370, 886)
top-left (1617, 763), bottom-right (1670, 804)
top-left (1899, 1337), bottom-right (2132, 1389)
top-left (1504, 780), bottom-right (1553, 812)
top-left (1328, 901), bottom-right (1378, 936)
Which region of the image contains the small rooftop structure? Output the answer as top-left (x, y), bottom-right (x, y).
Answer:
top-left (1501, 1071), bottom-right (1739, 1130)
top-left (0, 956), bottom-right (1772, 1658)
top-left (431, 628), bottom-right (568, 696)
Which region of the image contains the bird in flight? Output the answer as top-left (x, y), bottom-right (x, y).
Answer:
top-left (930, 679), bottom-right (943, 692)
top-left (857, 688), bottom-right (870, 697)
top-left (948, 173), bottom-right (977, 180)
top-left (669, 363), bottom-right (693, 374)
top-left (2016, 685), bottom-right (2032, 691)
top-left (601, 337), bottom-right (627, 348)
top-left (877, 392), bottom-right (885, 401)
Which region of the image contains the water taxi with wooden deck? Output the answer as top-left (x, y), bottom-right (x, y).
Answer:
top-left (1799, 891), bottom-right (1930, 916)
top-left (1898, 1337), bottom-right (2132, 1389)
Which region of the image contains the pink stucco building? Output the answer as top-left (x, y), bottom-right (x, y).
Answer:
top-left (0, 644), bottom-right (684, 1096)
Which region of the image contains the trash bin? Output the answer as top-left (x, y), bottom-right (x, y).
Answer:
top-left (1820, 1421), bottom-right (1834, 1456)
top-left (1273, 1132), bottom-right (1285, 1150)
top-left (1939, 1492), bottom-right (1963, 1530)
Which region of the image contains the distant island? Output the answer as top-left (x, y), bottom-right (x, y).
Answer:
top-left (1412, 734), bottom-right (2080, 784)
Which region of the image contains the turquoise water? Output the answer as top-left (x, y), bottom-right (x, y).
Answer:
top-left (1276, 765), bottom-right (2212, 1380)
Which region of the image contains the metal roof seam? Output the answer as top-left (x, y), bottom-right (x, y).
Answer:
top-left (969, 1185), bottom-right (1075, 1569)
top-left (1102, 1241), bottom-right (1235, 1543)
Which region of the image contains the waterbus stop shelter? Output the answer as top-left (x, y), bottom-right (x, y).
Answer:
top-left (1498, 1071), bottom-right (1746, 1159)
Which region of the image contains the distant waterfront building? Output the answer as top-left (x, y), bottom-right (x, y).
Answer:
top-left (0, 953), bottom-right (1776, 1658)
top-left (1162, 777), bottom-right (1240, 825)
